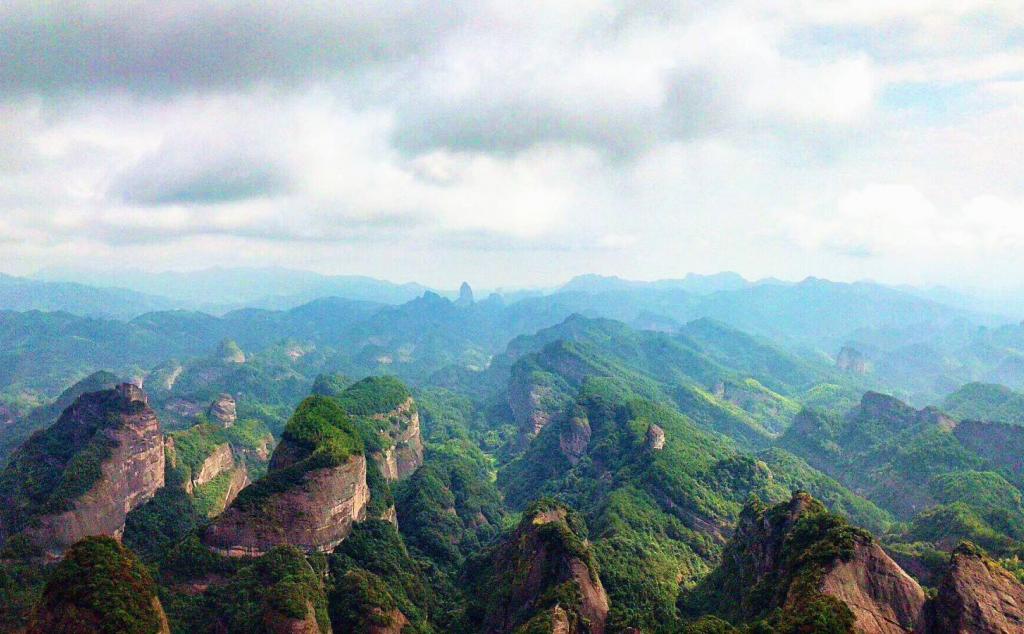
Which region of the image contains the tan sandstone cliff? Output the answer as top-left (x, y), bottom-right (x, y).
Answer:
top-left (930, 542), bottom-right (1024, 633)
top-left (370, 396), bottom-right (424, 482)
top-left (203, 449), bottom-right (369, 556)
top-left (0, 384), bottom-right (164, 557)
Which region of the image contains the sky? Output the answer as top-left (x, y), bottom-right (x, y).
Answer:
top-left (0, 1), bottom-right (1023, 289)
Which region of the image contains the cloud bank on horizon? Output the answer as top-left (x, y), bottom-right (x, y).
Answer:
top-left (0, 1), bottom-right (1022, 288)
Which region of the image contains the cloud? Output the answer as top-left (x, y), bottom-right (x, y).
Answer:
top-left (785, 184), bottom-right (1024, 258)
top-left (0, 1), bottom-right (1022, 288)
top-left (115, 154), bottom-right (289, 206)
top-left (0, 1), bottom-right (465, 96)
top-left (389, 6), bottom-right (879, 156)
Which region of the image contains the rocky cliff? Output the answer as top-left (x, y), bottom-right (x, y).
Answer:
top-left (930, 542), bottom-right (1024, 633)
top-left (0, 384), bottom-right (164, 556)
top-left (370, 396), bottom-right (424, 481)
top-left (0, 370), bottom-right (121, 464)
top-left (509, 370), bottom-right (560, 438)
top-left (207, 393), bottom-right (237, 427)
top-left (469, 500), bottom-right (609, 634)
top-left (203, 396), bottom-right (369, 556)
top-left (687, 492), bottom-right (926, 633)
top-left (171, 439), bottom-right (249, 515)
top-left (837, 346), bottom-right (870, 374)
top-left (29, 536), bottom-right (170, 634)
top-left (559, 410), bottom-right (591, 465)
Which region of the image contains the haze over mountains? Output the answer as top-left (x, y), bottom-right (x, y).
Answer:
top-left (6, 267), bottom-right (1019, 321)
top-left (4, 265), bottom-right (1024, 632)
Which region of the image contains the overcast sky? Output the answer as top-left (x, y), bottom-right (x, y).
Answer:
top-left (0, 1), bottom-right (1022, 289)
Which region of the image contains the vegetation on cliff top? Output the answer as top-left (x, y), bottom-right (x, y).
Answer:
top-left (683, 493), bottom-right (866, 632)
top-left (232, 395), bottom-right (363, 512)
top-left (943, 382), bottom-right (1024, 426)
top-left (31, 536), bottom-right (166, 634)
top-left (336, 375), bottom-right (413, 416)
top-left (0, 388), bottom-right (146, 532)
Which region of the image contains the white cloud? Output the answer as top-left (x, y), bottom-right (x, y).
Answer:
top-left (0, 0), bottom-right (1021, 288)
top-left (786, 184), bottom-right (1024, 259)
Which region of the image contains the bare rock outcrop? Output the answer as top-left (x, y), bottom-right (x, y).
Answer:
top-left (818, 540), bottom-right (926, 634)
top-left (472, 501), bottom-right (609, 634)
top-left (218, 339), bottom-right (246, 364)
top-left (204, 394), bottom-right (371, 556)
top-left (370, 397), bottom-right (424, 481)
top-left (190, 442), bottom-right (235, 490)
top-left (930, 542), bottom-right (1024, 633)
top-left (207, 393), bottom-right (237, 427)
top-left (689, 492), bottom-right (926, 633)
top-left (366, 609), bottom-right (410, 634)
top-left (203, 451), bottom-right (369, 556)
top-left (837, 346), bottom-right (870, 374)
top-left (559, 412), bottom-right (591, 465)
top-left (0, 384), bottom-right (164, 557)
top-left (646, 424), bottom-right (665, 451)
top-left (262, 600), bottom-right (327, 634)
top-left (509, 376), bottom-right (557, 438)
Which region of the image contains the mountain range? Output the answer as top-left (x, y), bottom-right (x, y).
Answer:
top-left (2, 269), bottom-right (1024, 632)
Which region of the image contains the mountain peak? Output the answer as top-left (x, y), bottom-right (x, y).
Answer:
top-left (456, 281), bottom-right (474, 306)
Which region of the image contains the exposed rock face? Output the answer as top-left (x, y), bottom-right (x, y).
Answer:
top-left (837, 346), bottom-right (870, 374)
top-left (690, 492), bottom-right (926, 633)
top-left (456, 281), bottom-right (475, 306)
top-left (0, 370), bottom-right (121, 464)
top-left (204, 446), bottom-right (369, 556)
top-left (366, 609), bottom-right (410, 634)
top-left (509, 374), bottom-right (556, 438)
top-left (191, 443), bottom-right (235, 490)
top-left (474, 502), bottom-right (609, 634)
top-left (818, 540), bottom-right (927, 634)
top-left (370, 397), bottom-right (424, 481)
top-left (931, 542), bottom-right (1024, 634)
top-left (207, 393), bottom-right (237, 427)
top-left (646, 424), bottom-right (666, 451)
top-left (177, 441), bottom-right (249, 513)
top-left (0, 384), bottom-right (165, 556)
top-left (559, 412), bottom-right (591, 465)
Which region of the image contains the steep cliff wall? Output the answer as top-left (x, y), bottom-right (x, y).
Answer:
top-left (470, 500), bottom-right (609, 634)
top-left (688, 492), bottom-right (926, 633)
top-left (370, 397), bottom-right (424, 481)
top-left (0, 384), bottom-right (164, 556)
top-left (203, 395), bottom-right (370, 556)
top-left (203, 452), bottom-right (369, 556)
top-left (930, 542), bottom-right (1024, 633)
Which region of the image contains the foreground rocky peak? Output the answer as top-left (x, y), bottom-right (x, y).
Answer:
top-left (29, 536), bottom-right (170, 634)
top-left (328, 375), bottom-right (423, 482)
top-left (687, 492), bottom-right (926, 633)
top-left (468, 499), bottom-right (609, 634)
top-left (0, 383), bottom-right (164, 556)
top-left (203, 395), bottom-right (369, 556)
top-left (931, 542), bottom-right (1024, 633)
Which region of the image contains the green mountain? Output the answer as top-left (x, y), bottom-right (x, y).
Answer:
top-left (943, 382), bottom-right (1024, 425)
top-left (0, 273), bottom-right (177, 319)
top-left (1, 273), bottom-right (1023, 633)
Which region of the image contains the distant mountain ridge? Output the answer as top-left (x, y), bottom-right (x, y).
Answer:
top-left (0, 273), bottom-right (177, 319)
top-left (33, 267), bottom-right (433, 311)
